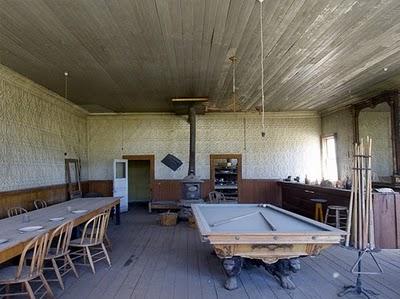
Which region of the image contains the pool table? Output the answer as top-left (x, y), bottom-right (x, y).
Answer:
top-left (191, 203), bottom-right (346, 290)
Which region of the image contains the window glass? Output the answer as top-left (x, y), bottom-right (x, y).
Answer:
top-left (116, 162), bottom-right (126, 178)
top-left (322, 135), bottom-right (338, 181)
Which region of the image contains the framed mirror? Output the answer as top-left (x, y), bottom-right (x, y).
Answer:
top-left (353, 91), bottom-right (400, 184)
top-left (358, 102), bottom-right (393, 183)
top-left (65, 159), bottom-right (82, 199)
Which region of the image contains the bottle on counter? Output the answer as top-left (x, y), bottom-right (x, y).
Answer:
top-left (345, 176), bottom-right (352, 190)
top-left (304, 175), bottom-right (310, 185)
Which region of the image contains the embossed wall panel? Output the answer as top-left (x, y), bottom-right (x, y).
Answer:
top-left (88, 113), bottom-right (321, 181)
top-left (0, 65), bottom-right (88, 192)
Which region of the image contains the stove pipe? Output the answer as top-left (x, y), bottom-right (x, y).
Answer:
top-left (188, 106), bottom-right (196, 175)
top-left (181, 105), bottom-right (202, 201)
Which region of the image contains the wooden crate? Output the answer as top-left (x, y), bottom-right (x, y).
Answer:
top-left (159, 211), bottom-right (178, 226)
top-left (188, 215), bottom-right (196, 228)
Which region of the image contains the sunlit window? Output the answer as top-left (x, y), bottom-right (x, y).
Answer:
top-left (322, 134), bottom-right (338, 181)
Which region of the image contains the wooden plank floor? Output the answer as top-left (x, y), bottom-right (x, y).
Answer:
top-left (54, 207), bottom-right (400, 299)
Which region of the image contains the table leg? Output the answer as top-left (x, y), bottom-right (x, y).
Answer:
top-left (264, 258), bottom-right (298, 289)
top-left (222, 257), bottom-right (243, 290)
top-left (115, 203), bottom-right (120, 225)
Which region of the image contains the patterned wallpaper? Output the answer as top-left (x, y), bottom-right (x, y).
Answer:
top-left (87, 112), bottom-right (322, 181)
top-left (0, 65), bottom-right (88, 192)
top-left (2, 62), bottom-right (394, 192)
top-left (321, 108), bottom-right (354, 180)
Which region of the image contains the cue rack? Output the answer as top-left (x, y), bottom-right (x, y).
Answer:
top-left (339, 137), bottom-right (383, 298)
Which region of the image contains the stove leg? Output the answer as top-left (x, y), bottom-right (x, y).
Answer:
top-left (222, 257), bottom-right (243, 290)
top-left (265, 259), bottom-right (297, 289)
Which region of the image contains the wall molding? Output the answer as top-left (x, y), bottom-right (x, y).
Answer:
top-left (87, 111), bottom-right (320, 119)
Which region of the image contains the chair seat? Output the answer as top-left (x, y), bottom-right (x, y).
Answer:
top-left (0, 266), bottom-right (38, 284)
top-left (70, 238), bottom-right (102, 247)
top-left (26, 247), bottom-right (70, 260)
top-left (327, 205), bottom-right (348, 210)
top-left (310, 198), bottom-right (327, 203)
top-left (46, 248), bottom-right (71, 259)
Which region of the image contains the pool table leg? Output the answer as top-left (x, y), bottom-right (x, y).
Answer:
top-left (265, 258), bottom-right (299, 289)
top-left (222, 257), bottom-right (243, 290)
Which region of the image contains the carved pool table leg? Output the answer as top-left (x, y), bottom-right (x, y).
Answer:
top-left (265, 258), bottom-right (299, 290)
top-left (222, 257), bottom-right (243, 290)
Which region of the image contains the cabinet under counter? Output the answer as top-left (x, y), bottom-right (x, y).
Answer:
top-left (278, 181), bottom-right (400, 249)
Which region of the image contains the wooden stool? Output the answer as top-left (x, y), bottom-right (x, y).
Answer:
top-left (325, 205), bottom-right (348, 230)
top-left (310, 198), bottom-right (327, 222)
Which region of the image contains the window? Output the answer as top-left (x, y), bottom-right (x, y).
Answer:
top-left (322, 134), bottom-right (338, 181)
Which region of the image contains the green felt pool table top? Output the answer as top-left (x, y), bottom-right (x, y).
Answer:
top-left (191, 204), bottom-right (346, 236)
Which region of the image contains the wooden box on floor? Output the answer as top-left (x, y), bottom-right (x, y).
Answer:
top-left (159, 212), bottom-right (177, 226)
top-left (188, 215), bottom-right (196, 228)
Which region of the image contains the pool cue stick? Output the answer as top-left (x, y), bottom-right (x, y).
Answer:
top-left (367, 138), bottom-right (372, 248)
top-left (362, 140), bottom-right (368, 249)
top-left (352, 156), bottom-right (358, 247)
top-left (258, 211), bottom-right (277, 231)
top-left (367, 138), bottom-right (375, 249)
top-left (345, 143), bottom-right (357, 247)
top-left (363, 138), bottom-right (369, 249)
top-left (365, 137), bottom-right (371, 247)
top-left (353, 144), bottom-right (359, 248)
top-left (361, 139), bottom-right (367, 249)
top-left (210, 211), bottom-right (259, 227)
top-left (360, 139), bottom-right (365, 249)
top-left (365, 140), bottom-right (369, 249)
top-left (358, 143), bottom-right (363, 250)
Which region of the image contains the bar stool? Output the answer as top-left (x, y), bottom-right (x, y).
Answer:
top-left (325, 205), bottom-right (348, 230)
top-left (310, 198), bottom-right (327, 222)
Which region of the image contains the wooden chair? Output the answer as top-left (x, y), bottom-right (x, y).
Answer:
top-left (69, 190), bottom-right (82, 200)
top-left (43, 221), bottom-right (79, 289)
top-left (82, 208), bottom-right (112, 251)
top-left (103, 208), bottom-right (112, 251)
top-left (7, 207), bottom-right (28, 217)
top-left (0, 233), bottom-right (54, 299)
top-left (34, 200), bottom-right (47, 210)
top-left (69, 213), bottom-right (111, 274)
top-left (208, 191), bottom-right (225, 203)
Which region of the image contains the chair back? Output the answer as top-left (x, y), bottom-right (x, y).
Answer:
top-left (208, 191), bottom-right (225, 203)
top-left (17, 232), bottom-right (49, 279)
top-left (7, 207), bottom-right (28, 217)
top-left (48, 221), bottom-right (74, 257)
top-left (70, 190), bottom-right (82, 200)
top-left (80, 212), bottom-right (109, 245)
top-left (34, 200), bottom-right (47, 210)
top-left (104, 208), bottom-right (111, 229)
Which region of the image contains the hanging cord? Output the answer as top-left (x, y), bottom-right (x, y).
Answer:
top-left (259, 0), bottom-right (265, 137)
top-left (64, 71), bottom-right (69, 99)
top-left (230, 56), bottom-right (237, 112)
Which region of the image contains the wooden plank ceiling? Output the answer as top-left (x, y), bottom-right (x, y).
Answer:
top-left (0, 0), bottom-right (399, 113)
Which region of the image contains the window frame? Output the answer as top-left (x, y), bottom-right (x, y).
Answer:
top-left (321, 133), bottom-right (339, 181)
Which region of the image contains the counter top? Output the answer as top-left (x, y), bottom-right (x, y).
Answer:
top-left (278, 181), bottom-right (351, 194)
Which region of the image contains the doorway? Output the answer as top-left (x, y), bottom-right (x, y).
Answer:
top-left (123, 155), bottom-right (155, 204)
top-left (128, 160), bottom-right (150, 202)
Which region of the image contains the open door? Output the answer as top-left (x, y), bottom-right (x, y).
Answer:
top-left (113, 159), bottom-right (128, 212)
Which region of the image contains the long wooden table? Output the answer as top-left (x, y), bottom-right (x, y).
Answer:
top-left (0, 197), bottom-right (120, 264)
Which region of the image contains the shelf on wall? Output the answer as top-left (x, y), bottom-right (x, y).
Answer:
top-left (210, 154), bottom-right (242, 201)
top-left (214, 185), bottom-right (238, 190)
